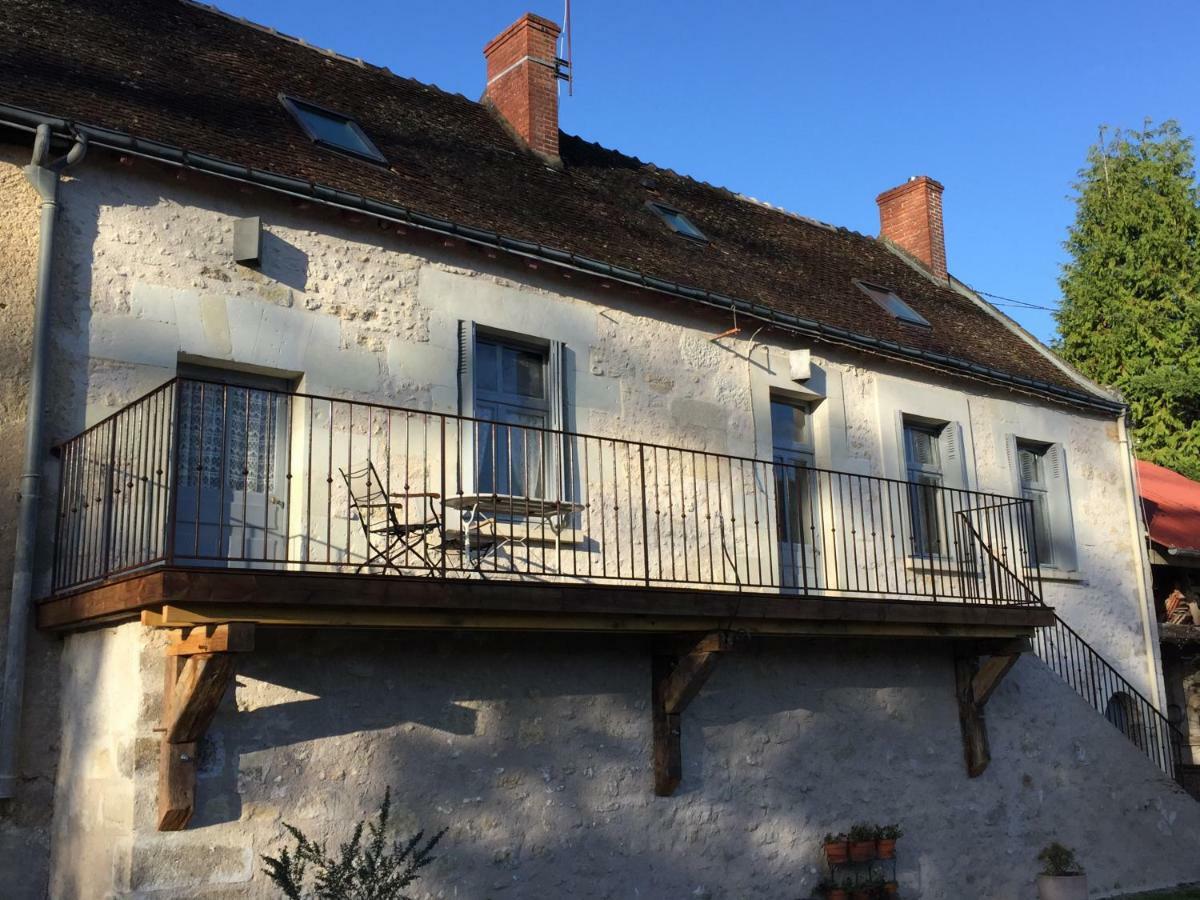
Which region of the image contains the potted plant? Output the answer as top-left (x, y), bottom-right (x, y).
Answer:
top-left (816, 878), bottom-right (848, 900)
top-left (849, 884), bottom-right (877, 900)
top-left (823, 832), bottom-right (850, 866)
top-left (1036, 842), bottom-right (1086, 900)
top-left (876, 824), bottom-right (902, 860)
top-left (848, 824), bottom-right (877, 863)
top-left (883, 880), bottom-right (900, 895)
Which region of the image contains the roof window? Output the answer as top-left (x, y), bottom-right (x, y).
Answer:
top-left (646, 201), bottom-right (707, 242)
top-left (279, 94), bottom-right (386, 164)
top-left (857, 281), bottom-right (930, 327)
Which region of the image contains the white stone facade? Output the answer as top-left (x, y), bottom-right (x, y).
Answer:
top-left (1, 148), bottom-right (1196, 897)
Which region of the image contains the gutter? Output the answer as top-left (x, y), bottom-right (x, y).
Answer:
top-left (1120, 412), bottom-right (1168, 710)
top-left (0, 124), bottom-right (87, 800)
top-left (0, 101), bottom-right (1125, 416)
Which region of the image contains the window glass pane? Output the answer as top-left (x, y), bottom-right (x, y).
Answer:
top-left (771, 400), bottom-right (810, 450)
top-left (905, 424), bottom-right (941, 470)
top-left (510, 348), bottom-right (546, 398)
top-left (289, 100), bottom-right (382, 159)
top-left (860, 283), bottom-right (930, 327)
top-left (475, 341), bottom-right (499, 392)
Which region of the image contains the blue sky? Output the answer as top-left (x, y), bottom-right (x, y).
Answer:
top-left (216, 0), bottom-right (1199, 344)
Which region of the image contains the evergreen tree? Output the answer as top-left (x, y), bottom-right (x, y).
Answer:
top-left (1055, 120), bottom-right (1200, 479)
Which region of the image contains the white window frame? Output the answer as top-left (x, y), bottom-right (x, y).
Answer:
top-left (1008, 435), bottom-right (1077, 572)
top-left (458, 321), bottom-right (566, 501)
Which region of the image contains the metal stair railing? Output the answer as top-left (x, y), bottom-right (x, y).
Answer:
top-left (1032, 613), bottom-right (1184, 783)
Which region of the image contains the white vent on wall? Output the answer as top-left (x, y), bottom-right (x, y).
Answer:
top-left (788, 349), bottom-right (811, 382)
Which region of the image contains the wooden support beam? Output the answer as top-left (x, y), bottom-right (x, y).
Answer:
top-left (652, 632), bottom-right (735, 796)
top-left (165, 623), bottom-right (255, 656)
top-left (954, 640), bottom-right (1028, 779)
top-left (165, 653), bottom-right (237, 744)
top-left (156, 631), bottom-right (244, 831)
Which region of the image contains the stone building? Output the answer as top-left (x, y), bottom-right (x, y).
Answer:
top-left (1, 1), bottom-right (1198, 897)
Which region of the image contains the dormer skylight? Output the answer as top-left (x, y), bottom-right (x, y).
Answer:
top-left (646, 201), bottom-right (707, 242)
top-left (857, 281), bottom-right (930, 327)
top-left (279, 94), bottom-right (387, 164)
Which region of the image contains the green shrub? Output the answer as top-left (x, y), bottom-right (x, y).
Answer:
top-left (262, 787), bottom-right (447, 899)
top-left (1037, 842), bottom-right (1083, 877)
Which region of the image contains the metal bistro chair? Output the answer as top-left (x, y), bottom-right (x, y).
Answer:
top-left (340, 462), bottom-right (443, 575)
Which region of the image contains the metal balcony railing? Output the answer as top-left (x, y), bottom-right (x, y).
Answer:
top-left (51, 378), bottom-right (1044, 605)
top-left (1032, 614), bottom-right (1185, 782)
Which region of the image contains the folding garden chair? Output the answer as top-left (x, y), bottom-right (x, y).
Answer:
top-left (339, 462), bottom-right (443, 575)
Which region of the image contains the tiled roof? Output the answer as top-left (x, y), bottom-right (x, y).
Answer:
top-left (1138, 460), bottom-right (1200, 554)
top-left (0, 0), bottom-right (1109, 407)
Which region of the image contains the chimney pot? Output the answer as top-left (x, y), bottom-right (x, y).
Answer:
top-left (876, 175), bottom-right (947, 280)
top-left (484, 13), bottom-right (562, 163)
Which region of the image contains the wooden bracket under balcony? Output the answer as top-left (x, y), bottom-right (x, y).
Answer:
top-left (157, 623), bottom-right (254, 831)
top-left (954, 637), bottom-right (1029, 778)
top-left (652, 631), bottom-right (738, 796)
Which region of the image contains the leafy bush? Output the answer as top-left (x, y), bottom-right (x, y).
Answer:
top-left (847, 823), bottom-right (875, 842)
top-left (876, 824), bottom-right (903, 840)
top-left (1038, 842), bottom-right (1083, 877)
top-left (262, 787), bottom-right (447, 899)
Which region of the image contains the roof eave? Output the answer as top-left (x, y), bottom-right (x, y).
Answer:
top-left (0, 103), bottom-right (1125, 416)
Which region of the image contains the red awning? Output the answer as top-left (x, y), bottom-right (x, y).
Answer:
top-left (1138, 459), bottom-right (1200, 554)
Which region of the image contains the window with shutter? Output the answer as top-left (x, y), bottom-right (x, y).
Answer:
top-left (458, 322), bottom-right (566, 501)
top-left (903, 419), bottom-right (946, 557)
top-left (1013, 439), bottom-right (1077, 571)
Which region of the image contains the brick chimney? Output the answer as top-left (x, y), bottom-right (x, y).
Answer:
top-left (876, 176), bottom-right (947, 280)
top-left (484, 13), bottom-right (562, 163)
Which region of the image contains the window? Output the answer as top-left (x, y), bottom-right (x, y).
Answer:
top-left (771, 398), bottom-right (816, 587)
top-left (1012, 438), bottom-right (1076, 570)
top-left (280, 94), bottom-right (387, 163)
top-left (857, 282), bottom-right (930, 327)
top-left (904, 420), bottom-right (945, 557)
top-left (474, 335), bottom-right (550, 497)
top-left (646, 202), bottom-right (707, 242)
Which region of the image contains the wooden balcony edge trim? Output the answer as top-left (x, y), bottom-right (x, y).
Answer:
top-left (37, 566), bottom-right (1056, 635)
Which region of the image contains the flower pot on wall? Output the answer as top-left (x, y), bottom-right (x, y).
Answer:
top-left (824, 840), bottom-right (849, 865)
top-left (876, 838), bottom-right (896, 859)
top-left (826, 890), bottom-right (848, 900)
top-left (849, 840), bottom-right (876, 863)
top-left (1036, 874), bottom-right (1088, 900)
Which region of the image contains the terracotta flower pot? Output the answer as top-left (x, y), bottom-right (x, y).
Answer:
top-left (876, 838), bottom-right (896, 859)
top-left (1036, 874), bottom-right (1087, 900)
top-left (849, 840), bottom-right (876, 863)
top-left (827, 890), bottom-right (848, 900)
top-left (824, 840), bottom-right (850, 865)
top-left (850, 890), bottom-right (872, 900)
top-left (883, 881), bottom-right (899, 895)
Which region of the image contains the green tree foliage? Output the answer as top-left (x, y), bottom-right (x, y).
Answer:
top-left (262, 787), bottom-right (447, 900)
top-left (1055, 120), bottom-right (1200, 479)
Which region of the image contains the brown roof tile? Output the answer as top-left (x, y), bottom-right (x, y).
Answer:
top-left (0, 0), bottom-right (1108, 407)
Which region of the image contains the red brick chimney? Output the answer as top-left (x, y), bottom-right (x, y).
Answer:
top-left (876, 176), bottom-right (947, 280)
top-left (484, 14), bottom-right (562, 162)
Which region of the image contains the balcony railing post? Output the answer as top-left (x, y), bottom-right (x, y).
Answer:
top-left (98, 419), bottom-right (118, 578)
top-left (163, 379), bottom-right (182, 567)
top-left (639, 443), bottom-right (650, 586)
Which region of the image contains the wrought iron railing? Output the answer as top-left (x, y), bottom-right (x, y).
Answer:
top-left (51, 378), bottom-right (1043, 604)
top-left (1033, 614), bottom-right (1184, 781)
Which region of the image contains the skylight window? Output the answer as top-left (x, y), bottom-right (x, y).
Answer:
top-left (279, 94), bottom-right (386, 164)
top-left (646, 201), bottom-right (707, 242)
top-left (857, 281), bottom-right (931, 327)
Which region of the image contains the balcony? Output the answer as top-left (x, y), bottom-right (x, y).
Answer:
top-left (39, 378), bottom-right (1052, 639)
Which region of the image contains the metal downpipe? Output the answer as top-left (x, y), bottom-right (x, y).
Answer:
top-left (0, 124), bottom-right (86, 800)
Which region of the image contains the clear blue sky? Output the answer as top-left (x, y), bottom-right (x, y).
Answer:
top-left (216, 0), bottom-right (1199, 344)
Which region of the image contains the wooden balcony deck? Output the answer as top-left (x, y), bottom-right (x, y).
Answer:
top-left (39, 564), bottom-right (1054, 641)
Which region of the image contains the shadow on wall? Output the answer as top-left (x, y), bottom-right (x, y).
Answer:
top-left (259, 229), bottom-right (308, 293)
top-left (176, 632), bottom-right (969, 898)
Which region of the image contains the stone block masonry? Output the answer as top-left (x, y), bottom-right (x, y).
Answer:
top-left (46, 626), bottom-right (1200, 898)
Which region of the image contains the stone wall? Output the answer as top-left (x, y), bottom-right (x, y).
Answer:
top-left (0, 149), bottom-right (1176, 896)
top-left (40, 154), bottom-right (1158, 693)
top-left (0, 145), bottom-right (58, 899)
top-left (46, 623), bottom-right (1200, 899)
